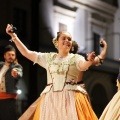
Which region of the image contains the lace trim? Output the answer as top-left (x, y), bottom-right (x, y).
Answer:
top-left (46, 53), bottom-right (80, 65)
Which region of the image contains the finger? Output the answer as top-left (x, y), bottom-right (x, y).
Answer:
top-left (7, 24), bottom-right (10, 27)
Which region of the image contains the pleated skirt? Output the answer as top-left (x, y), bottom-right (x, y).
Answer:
top-left (19, 88), bottom-right (98, 120)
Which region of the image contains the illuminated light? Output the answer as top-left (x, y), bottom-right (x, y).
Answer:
top-left (17, 89), bottom-right (22, 94)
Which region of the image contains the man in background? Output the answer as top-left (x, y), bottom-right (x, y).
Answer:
top-left (0, 45), bottom-right (23, 120)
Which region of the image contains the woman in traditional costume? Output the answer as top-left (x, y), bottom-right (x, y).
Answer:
top-left (6, 24), bottom-right (107, 120)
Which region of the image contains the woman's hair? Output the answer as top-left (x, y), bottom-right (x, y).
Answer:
top-left (52, 32), bottom-right (71, 49)
top-left (70, 41), bottom-right (79, 54)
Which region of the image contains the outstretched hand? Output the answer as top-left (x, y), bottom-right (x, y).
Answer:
top-left (87, 51), bottom-right (96, 61)
top-left (11, 68), bottom-right (18, 78)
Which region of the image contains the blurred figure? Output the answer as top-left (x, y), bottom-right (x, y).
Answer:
top-left (99, 64), bottom-right (120, 120)
top-left (0, 45), bottom-right (23, 120)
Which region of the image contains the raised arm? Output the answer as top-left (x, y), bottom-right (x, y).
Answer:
top-left (6, 24), bottom-right (37, 62)
top-left (86, 39), bottom-right (107, 66)
top-left (94, 39), bottom-right (107, 65)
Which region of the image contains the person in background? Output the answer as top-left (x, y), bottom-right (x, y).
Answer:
top-left (0, 44), bottom-right (23, 120)
top-left (99, 64), bottom-right (120, 120)
top-left (6, 23), bottom-right (107, 120)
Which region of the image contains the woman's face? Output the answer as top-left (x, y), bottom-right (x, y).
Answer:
top-left (57, 32), bottom-right (72, 52)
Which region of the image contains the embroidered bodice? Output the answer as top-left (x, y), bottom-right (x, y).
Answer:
top-left (35, 52), bottom-right (87, 95)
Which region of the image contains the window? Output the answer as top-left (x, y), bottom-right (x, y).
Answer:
top-left (91, 84), bottom-right (108, 117)
top-left (59, 23), bottom-right (67, 32)
top-left (93, 33), bottom-right (100, 55)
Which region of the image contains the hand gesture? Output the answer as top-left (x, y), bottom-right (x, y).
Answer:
top-left (87, 51), bottom-right (96, 61)
top-left (11, 68), bottom-right (18, 78)
top-left (6, 24), bottom-right (16, 37)
top-left (100, 39), bottom-right (107, 48)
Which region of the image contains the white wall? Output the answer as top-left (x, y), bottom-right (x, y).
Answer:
top-left (53, 6), bottom-right (76, 38)
top-left (74, 9), bottom-right (87, 53)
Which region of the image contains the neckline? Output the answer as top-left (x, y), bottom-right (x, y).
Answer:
top-left (57, 56), bottom-right (68, 59)
top-left (57, 53), bottom-right (69, 59)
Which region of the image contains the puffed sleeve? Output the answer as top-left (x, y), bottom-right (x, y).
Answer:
top-left (75, 55), bottom-right (89, 71)
top-left (34, 52), bottom-right (47, 68)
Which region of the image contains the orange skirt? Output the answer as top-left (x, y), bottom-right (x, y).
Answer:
top-left (19, 90), bottom-right (98, 120)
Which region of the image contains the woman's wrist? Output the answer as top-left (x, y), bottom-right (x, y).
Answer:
top-left (11, 33), bottom-right (17, 38)
top-left (9, 34), bottom-right (18, 42)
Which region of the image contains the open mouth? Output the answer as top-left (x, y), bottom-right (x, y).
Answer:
top-left (63, 43), bottom-right (71, 47)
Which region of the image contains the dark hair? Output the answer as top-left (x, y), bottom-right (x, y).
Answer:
top-left (70, 41), bottom-right (79, 54)
top-left (4, 45), bottom-right (16, 54)
top-left (56, 32), bottom-right (71, 40)
top-left (56, 32), bottom-right (62, 40)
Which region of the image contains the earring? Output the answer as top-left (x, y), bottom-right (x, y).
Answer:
top-left (55, 43), bottom-right (58, 48)
top-left (71, 47), bottom-right (74, 51)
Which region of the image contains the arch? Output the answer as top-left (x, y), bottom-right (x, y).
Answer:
top-left (90, 83), bottom-right (108, 118)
